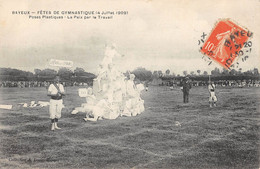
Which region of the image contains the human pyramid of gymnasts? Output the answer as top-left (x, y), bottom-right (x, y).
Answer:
top-left (71, 43), bottom-right (145, 121)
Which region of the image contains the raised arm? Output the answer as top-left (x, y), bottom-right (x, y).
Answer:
top-left (58, 84), bottom-right (66, 96)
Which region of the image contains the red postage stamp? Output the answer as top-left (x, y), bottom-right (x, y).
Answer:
top-left (200, 19), bottom-right (253, 69)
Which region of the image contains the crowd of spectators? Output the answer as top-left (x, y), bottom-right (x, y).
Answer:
top-left (162, 79), bottom-right (260, 87)
top-left (1, 79), bottom-right (260, 88)
top-left (0, 81), bottom-right (90, 88)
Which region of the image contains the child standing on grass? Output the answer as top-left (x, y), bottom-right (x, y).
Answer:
top-left (208, 81), bottom-right (217, 107)
top-left (47, 75), bottom-right (65, 131)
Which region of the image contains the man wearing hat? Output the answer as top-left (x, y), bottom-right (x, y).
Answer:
top-left (181, 77), bottom-right (192, 103)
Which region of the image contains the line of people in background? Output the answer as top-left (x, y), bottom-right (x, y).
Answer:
top-left (162, 79), bottom-right (260, 88)
top-left (0, 81), bottom-right (91, 88)
top-left (1, 79), bottom-right (260, 88)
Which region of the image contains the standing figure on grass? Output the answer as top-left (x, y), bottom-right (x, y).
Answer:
top-left (101, 43), bottom-right (124, 70)
top-left (47, 75), bottom-right (65, 131)
top-left (208, 81), bottom-right (217, 107)
top-left (181, 77), bottom-right (192, 103)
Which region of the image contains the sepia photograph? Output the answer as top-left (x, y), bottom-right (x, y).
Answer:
top-left (0, 0), bottom-right (259, 168)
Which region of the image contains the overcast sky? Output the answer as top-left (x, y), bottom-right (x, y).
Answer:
top-left (0, 0), bottom-right (259, 75)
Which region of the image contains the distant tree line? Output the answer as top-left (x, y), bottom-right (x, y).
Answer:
top-left (0, 67), bottom-right (96, 82)
top-left (1, 67), bottom-right (259, 83)
top-left (131, 67), bottom-right (260, 82)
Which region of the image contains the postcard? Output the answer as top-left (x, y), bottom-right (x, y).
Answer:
top-left (0, 0), bottom-right (259, 168)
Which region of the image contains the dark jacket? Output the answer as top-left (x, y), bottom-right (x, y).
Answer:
top-left (182, 81), bottom-right (192, 93)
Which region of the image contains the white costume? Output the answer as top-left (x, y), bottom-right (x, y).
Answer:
top-left (102, 45), bottom-right (121, 69)
top-left (95, 44), bottom-right (122, 91)
top-left (48, 83), bottom-right (65, 119)
top-left (208, 83), bottom-right (217, 107)
top-left (74, 44), bottom-right (145, 122)
top-left (96, 65), bottom-right (108, 91)
top-left (71, 88), bottom-right (96, 115)
top-left (126, 78), bottom-right (138, 97)
top-left (121, 74), bottom-right (145, 117)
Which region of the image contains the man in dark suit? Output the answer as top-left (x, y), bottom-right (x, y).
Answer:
top-left (182, 77), bottom-right (192, 103)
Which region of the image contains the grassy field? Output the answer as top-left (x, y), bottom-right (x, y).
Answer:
top-left (0, 86), bottom-right (259, 169)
